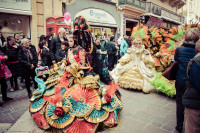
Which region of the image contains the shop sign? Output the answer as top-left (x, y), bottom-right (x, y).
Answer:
top-left (146, 17), bottom-right (163, 27)
top-left (75, 8), bottom-right (117, 26)
top-left (47, 21), bottom-right (55, 25)
top-left (0, 0), bottom-right (31, 12)
top-left (161, 10), bottom-right (181, 22)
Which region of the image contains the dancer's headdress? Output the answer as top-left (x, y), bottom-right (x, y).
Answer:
top-left (73, 16), bottom-right (93, 54)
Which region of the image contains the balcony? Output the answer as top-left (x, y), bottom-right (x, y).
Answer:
top-left (118, 0), bottom-right (146, 10)
top-left (168, 0), bottom-right (186, 9)
top-left (146, 2), bottom-right (185, 24)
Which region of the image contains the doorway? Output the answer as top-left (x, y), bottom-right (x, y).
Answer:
top-left (126, 20), bottom-right (138, 36)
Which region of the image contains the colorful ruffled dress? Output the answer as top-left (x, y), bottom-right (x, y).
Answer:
top-left (29, 40), bottom-right (122, 132)
top-left (111, 43), bottom-right (176, 97)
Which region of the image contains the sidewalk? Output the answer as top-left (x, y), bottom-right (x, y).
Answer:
top-left (0, 81), bottom-right (31, 133)
top-left (4, 88), bottom-right (182, 133)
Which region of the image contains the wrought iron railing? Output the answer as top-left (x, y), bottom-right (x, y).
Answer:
top-left (146, 2), bottom-right (185, 24)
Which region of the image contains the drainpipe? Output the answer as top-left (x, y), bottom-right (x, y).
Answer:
top-left (120, 12), bottom-right (123, 37)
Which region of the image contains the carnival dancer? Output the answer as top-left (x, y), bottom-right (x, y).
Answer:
top-left (29, 16), bottom-right (122, 133)
top-left (111, 25), bottom-right (176, 97)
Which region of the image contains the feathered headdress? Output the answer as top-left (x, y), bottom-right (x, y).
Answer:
top-left (73, 16), bottom-right (93, 54)
top-left (131, 24), bottom-right (149, 47)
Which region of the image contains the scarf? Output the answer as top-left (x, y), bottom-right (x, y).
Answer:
top-left (23, 47), bottom-right (33, 62)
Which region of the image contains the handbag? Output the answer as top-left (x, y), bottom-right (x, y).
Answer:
top-left (162, 47), bottom-right (179, 80)
top-left (3, 64), bottom-right (12, 80)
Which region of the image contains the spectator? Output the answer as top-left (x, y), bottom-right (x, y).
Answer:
top-left (114, 39), bottom-right (119, 65)
top-left (49, 28), bottom-right (66, 64)
top-left (106, 36), bottom-right (117, 71)
top-left (124, 35), bottom-right (132, 47)
top-left (174, 28), bottom-right (199, 133)
top-left (100, 38), bottom-right (108, 67)
top-left (18, 38), bottom-right (38, 98)
top-left (46, 34), bottom-right (54, 48)
top-left (0, 50), bottom-right (13, 105)
top-left (41, 41), bottom-right (52, 68)
top-left (38, 35), bottom-right (46, 57)
top-left (6, 36), bottom-right (22, 92)
top-left (28, 39), bottom-right (37, 53)
top-left (182, 40), bottom-right (200, 133)
top-left (0, 32), bottom-right (5, 49)
top-left (14, 33), bottom-right (21, 45)
top-left (0, 32), bottom-right (6, 54)
top-left (55, 41), bottom-right (69, 62)
top-left (120, 37), bottom-right (128, 57)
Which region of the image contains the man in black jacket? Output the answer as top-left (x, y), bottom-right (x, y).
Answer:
top-left (106, 36), bottom-right (117, 71)
top-left (183, 41), bottom-right (200, 133)
top-left (18, 38), bottom-right (38, 98)
top-left (49, 28), bottom-right (66, 64)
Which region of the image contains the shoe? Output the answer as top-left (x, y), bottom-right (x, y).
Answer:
top-left (9, 87), bottom-right (14, 92)
top-left (28, 93), bottom-right (32, 99)
top-left (3, 97), bottom-right (13, 102)
top-left (175, 126), bottom-right (182, 133)
top-left (0, 103), bottom-right (3, 107)
top-left (16, 86), bottom-right (23, 90)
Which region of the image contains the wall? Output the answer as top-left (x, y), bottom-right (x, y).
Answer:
top-left (31, 0), bottom-right (63, 49)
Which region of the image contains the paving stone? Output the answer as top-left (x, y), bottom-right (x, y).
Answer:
top-left (141, 125), bottom-right (170, 133)
top-left (0, 114), bottom-right (14, 123)
top-left (0, 123), bottom-right (12, 133)
top-left (151, 121), bottom-right (162, 128)
top-left (162, 125), bottom-right (174, 132)
top-left (150, 115), bottom-right (168, 124)
top-left (2, 109), bottom-right (12, 115)
top-left (9, 109), bottom-right (28, 122)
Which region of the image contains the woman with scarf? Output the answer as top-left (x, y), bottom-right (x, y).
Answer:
top-left (18, 38), bottom-right (38, 98)
top-left (6, 36), bottom-right (22, 91)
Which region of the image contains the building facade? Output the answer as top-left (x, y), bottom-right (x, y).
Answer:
top-left (178, 0), bottom-right (200, 24)
top-left (118, 0), bottom-right (186, 36)
top-left (144, 0), bottom-right (186, 29)
top-left (66, 0), bottom-right (121, 38)
top-left (0, 0), bottom-right (64, 50)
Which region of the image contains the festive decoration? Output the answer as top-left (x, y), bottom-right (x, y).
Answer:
top-left (64, 12), bottom-right (71, 21)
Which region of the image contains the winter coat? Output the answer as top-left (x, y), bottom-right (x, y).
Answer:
top-left (105, 41), bottom-right (117, 55)
top-left (41, 47), bottom-right (52, 67)
top-left (55, 49), bottom-right (67, 62)
top-left (6, 44), bottom-right (22, 77)
top-left (183, 54), bottom-right (200, 109)
top-left (49, 36), bottom-right (62, 61)
top-left (120, 39), bottom-right (128, 57)
top-left (125, 39), bottom-right (132, 47)
top-left (175, 43), bottom-right (196, 89)
top-left (18, 46), bottom-right (38, 74)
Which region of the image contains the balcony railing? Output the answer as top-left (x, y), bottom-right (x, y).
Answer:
top-left (146, 2), bottom-right (185, 24)
top-left (118, 0), bottom-right (146, 10)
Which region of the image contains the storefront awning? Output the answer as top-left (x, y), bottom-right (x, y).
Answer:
top-left (0, 8), bottom-right (32, 16)
top-left (88, 21), bottom-right (118, 28)
top-left (162, 16), bottom-right (183, 25)
top-left (143, 13), bottom-right (183, 25)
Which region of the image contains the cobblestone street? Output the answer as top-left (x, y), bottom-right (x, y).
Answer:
top-left (1, 85), bottom-right (183, 133)
top-left (0, 81), bottom-right (31, 133)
